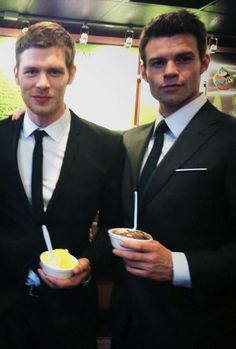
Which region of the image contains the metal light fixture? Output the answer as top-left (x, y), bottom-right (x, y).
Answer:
top-left (79, 24), bottom-right (89, 45)
top-left (124, 27), bottom-right (134, 48)
top-left (208, 35), bottom-right (218, 54)
top-left (21, 19), bottom-right (30, 34)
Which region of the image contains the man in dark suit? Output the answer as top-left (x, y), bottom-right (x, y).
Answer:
top-left (111, 10), bottom-right (236, 349)
top-left (0, 21), bottom-right (123, 349)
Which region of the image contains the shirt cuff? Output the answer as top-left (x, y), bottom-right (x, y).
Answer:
top-left (172, 252), bottom-right (192, 288)
top-left (81, 275), bottom-right (91, 286)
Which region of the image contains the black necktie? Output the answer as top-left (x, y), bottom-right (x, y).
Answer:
top-left (31, 130), bottom-right (47, 218)
top-left (139, 120), bottom-right (168, 194)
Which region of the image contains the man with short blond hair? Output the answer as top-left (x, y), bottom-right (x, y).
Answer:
top-left (0, 21), bottom-right (124, 349)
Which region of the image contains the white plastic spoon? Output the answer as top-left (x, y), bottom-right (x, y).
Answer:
top-left (133, 191), bottom-right (138, 230)
top-left (42, 225), bottom-right (55, 265)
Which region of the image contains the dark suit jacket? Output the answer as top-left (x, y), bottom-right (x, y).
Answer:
top-left (0, 110), bottom-right (124, 340)
top-left (111, 101), bottom-right (236, 349)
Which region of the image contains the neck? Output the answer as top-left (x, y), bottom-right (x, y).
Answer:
top-left (27, 105), bottom-right (66, 128)
top-left (159, 92), bottom-right (201, 117)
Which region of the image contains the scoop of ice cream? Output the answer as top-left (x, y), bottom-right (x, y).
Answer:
top-left (108, 227), bottom-right (153, 251)
top-left (111, 228), bottom-right (152, 240)
top-left (41, 249), bottom-right (78, 269)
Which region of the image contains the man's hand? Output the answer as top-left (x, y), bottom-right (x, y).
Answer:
top-left (11, 106), bottom-right (26, 120)
top-left (37, 257), bottom-right (91, 288)
top-left (113, 239), bottom-right (173, 282)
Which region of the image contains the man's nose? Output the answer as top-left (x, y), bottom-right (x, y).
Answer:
top-left (36, 73), bottom-right (50, 88)
top-left (164, 60), bottom-right (178, 75)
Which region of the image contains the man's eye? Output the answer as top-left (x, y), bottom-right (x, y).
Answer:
top-left (177, 56), bottom-right (193, 64)
top-left (49, 69), bottom-right (63, 76)
top-left (150, 60), bottom-right (165, 68)
top-left (24, 70), bottom-right (37, 76)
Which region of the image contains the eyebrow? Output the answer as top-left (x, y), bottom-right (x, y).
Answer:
top-left (148, 51), bottom-right (195, 62)
top-left (175, 51), bottom-right (195, 57)
top-left (22, 65), bottom-right (37, 70)
top-left (22, 65), bottom-right (65, 71)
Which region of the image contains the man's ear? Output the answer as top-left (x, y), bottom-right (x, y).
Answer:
top-left (140, 61), bottom-right (148, 82)
top-left (14, 66), bottom-right (19, 85)
top-left (68, 65), bottom-right (76, 85)
top-left (200, 54), bottom-right (210, 75)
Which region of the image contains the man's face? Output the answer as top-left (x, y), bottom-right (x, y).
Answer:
top-left (14, 46), bottom-right (76, 124)
top-left (141, 34), bottom-right (210, 117)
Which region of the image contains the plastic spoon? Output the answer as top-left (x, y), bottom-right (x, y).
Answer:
top-left (42, 225), bottom-right (55, 265)
top-left (133, 191), bottom-right (138, 230)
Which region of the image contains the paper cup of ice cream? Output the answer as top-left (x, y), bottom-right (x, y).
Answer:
top-left (40, 248), bottom-right (78, 279)
top-left (108, 228), bottom-right (153, 251)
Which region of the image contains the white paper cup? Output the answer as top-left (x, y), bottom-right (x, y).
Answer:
top-left (40, 249), bottom-right (78, 279)
top-left (108, 228), bottom-right (153, 250)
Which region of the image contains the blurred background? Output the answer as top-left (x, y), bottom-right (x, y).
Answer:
top-left (0, 0), bottom-right (235, 130)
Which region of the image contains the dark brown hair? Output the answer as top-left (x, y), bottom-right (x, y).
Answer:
top-left (139, 10), bottom-right (207, 66)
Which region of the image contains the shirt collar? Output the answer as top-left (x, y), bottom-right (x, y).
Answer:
top-left (22, 108), bottom-right (71, 141)
top-left (155, 94), bottom-right (207, 138)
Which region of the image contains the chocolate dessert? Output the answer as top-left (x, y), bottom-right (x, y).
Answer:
top-left (112, 228), bottom-right (152, 240)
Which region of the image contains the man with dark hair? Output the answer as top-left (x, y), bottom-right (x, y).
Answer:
top-left (111, 10), bottom-right (236, 349)
top-left (0, 21), bottom-right (124, 349)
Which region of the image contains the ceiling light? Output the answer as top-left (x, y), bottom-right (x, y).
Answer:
top-left (79, 24), bottom-right (89, 45)
top-left (21, 19), bottom-right (30, 34)
top-left (3, 11), bottom-right (19, 21)
top-left (124, 27), bottom-right (134, 48)
top-left (208, 35), bottom-right (218, 54)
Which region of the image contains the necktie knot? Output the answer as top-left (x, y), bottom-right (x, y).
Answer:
top-left (138, 120), bottom-right (168, 195)
top-left (33, 129), bottom-right (47, 143)
top-left (154, 120), bottom-right (168, 136)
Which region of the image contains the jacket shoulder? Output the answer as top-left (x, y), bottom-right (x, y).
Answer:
top-left (70, 109), bottom-right (123, 142)
top-left (123, 122), bottom-right (154, 140)
top-left (0, 116), bottom-right (20, 134)
top-left (0, 116), bottom-right (14, 127)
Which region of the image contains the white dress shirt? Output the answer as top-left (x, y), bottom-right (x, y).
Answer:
top-left (17, 108), bottom-right (71, 211)
top-left (141, 94), bottom-right (207, 288)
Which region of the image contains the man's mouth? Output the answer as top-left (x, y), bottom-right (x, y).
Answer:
top-left (161, 84), bottom-right (182, 92)
top-left (32, 95), bottom-right (52, 103)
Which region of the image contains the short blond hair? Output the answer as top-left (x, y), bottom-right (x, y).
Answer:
top-left (15, 21), bottom-right (76, 69)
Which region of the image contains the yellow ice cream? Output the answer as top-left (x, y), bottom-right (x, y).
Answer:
top-left (42, 249), bottom-right (77, 269)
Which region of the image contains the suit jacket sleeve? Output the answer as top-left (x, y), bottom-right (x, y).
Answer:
top-left (81, 130), bottom-right (125, 274)
top-left (186, 141), bottom-right (236, 291)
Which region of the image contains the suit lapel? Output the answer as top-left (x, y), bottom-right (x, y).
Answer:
top-left (6, 117), bottom-right (36, 213)
top-left (125, 122), bottom-right (154, 191)
top-left (123, 123), bottom-right (153, 224)
top-left (46, 111), bottom-right (80, 211)
top-left (140, 102), bottom-right (223, 207)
